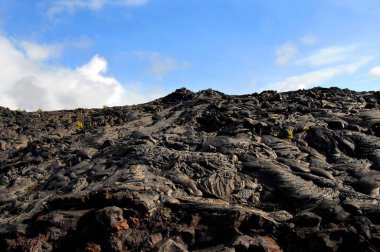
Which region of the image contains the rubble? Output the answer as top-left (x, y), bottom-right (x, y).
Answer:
top-left (0, 87), bottom-right (380, 251)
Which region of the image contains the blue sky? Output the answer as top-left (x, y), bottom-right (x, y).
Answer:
top-left (0, 0), bottom-right (379, 110)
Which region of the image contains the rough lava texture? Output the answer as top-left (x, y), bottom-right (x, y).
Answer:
top-left (1, 87), bottom-right (380, 251)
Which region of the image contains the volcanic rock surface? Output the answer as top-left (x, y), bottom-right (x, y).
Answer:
top-left (1, 87), bottom-right (380, 251)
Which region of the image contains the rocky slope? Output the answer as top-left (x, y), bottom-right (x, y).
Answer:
top-left (1, 87), bottom-right (380, 251)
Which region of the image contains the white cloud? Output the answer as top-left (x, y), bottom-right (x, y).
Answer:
top-left (0, 35), bottom-right (162, 111)
top-left (263, 57), bottom-right (371, 92)
top-left (248, 77), bottom-right (258, 88)
top-left (134, 51), bottom-right (189, 79)
top-left (71, 37), bottom-right (93, 49)
top-left (370, 66), bottom-right (380, 77)
top-left (275, 43), bottom-right (298, 66)
top-left (121, 0), bottom-right (148, 6)
top-left (297, 45), bottom-right (356, 66)
top-left (48, 0), bottom-right (105, 16)
top-left (48, 0), bottom-right (148, 17)
top-left (16, 37), bottom-right (92, 62)
top-left (301, 34), bottom-right (318, 46)
top-left (19, 41), bottom-right (63, 61)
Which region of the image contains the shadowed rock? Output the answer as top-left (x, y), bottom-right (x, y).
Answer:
top-left (0, 87), bottom-right (380, 251)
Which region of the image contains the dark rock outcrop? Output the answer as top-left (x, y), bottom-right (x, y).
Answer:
top-left (0, 87), bottom-right (380, 251)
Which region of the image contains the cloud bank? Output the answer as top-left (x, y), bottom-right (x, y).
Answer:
top-left (19, 41), bottom-right (64, 61)
top-left (0, 35), bottom-right (160, 111)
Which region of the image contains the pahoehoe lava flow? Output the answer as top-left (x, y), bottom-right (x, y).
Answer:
top-left (1, 87), bottom-right (380, 251)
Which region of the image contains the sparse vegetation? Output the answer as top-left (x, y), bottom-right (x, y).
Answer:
top-left (287, 129), bottom-right (294, 139)
top-left (76, 121), bottom-right (84, 130)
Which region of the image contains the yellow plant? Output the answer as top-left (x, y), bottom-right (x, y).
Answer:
top-left (287, 129), bottom-right (294, 139)
top-left (76, 121), bottom-right (84, 130)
